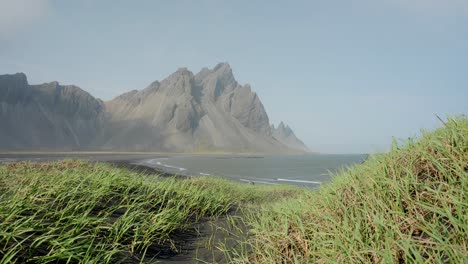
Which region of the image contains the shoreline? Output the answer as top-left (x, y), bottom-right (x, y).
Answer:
top-left (107, 160), bottom-right (188, 179)
top-left (0, 150), bottom-right (321, 157)
top-left (0, 153), bottom-right (368, 188)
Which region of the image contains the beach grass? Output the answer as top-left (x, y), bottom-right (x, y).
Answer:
top-left (225, 116), bottom-right (467, 263)
top-left (0, 160), bottom-right (299, 263)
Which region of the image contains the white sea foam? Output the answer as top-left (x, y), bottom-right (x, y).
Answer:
top-left (144, 159), bottom-right (160, 165)
top-left (240, 179), bottom-right (279, 185)
top-left (277, 178), bottom-right (322, 184)
top-left (0, 158), bottom-right (17, 163)
top-left (199, 173), bottom-right (211, 176)
top-left (258, 178), bottom-right (277, 182)
top-left (143, 159), bottom-right (186, 172)
top-left (160, 163), bottom-right (186, 171)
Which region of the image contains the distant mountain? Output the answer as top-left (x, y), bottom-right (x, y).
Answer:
top-left (0, 64), bottom-right (310, 153)
top-left (272, 122), bottom-right (310, 152)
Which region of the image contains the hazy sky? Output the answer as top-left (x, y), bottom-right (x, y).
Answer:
top-left (1, 0), bottom-right (467, 153)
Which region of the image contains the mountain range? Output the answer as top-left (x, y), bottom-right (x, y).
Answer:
top-left (0, 63), bottom-right (309, 153)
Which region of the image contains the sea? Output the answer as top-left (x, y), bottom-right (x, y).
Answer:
top-left (135, 154), bottom-right (367, 188)
top-left (0, 153), bottom-right (367, 188)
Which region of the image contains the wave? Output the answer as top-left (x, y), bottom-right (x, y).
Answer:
top-left (143, 159), bottom-right (186, 171)
top-left (277, 178), bottom-right (322, 184)
top-left (239, 179), bottom-right (279, 185)
top-left (144, 159), bottom-right (160, 165)
top-left (161, 163), bottom-right (186, 171)
top-left (0, 158), bottom-right (18, 163)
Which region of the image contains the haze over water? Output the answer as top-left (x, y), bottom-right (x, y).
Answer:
top-left (137, 154), bottom-right (367, 187)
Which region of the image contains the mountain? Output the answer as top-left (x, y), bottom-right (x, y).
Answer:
top-left (0, 73), bottom-right (104, 150)
top-left (271, 122), bottom-right (310, 152)
top-left (103, 63), bottom-right (286, 152)
top-left (0, 64), bottom-right (309, 153)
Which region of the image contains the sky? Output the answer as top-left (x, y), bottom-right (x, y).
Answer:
top-left (1, 0), bottom-right (467, 154)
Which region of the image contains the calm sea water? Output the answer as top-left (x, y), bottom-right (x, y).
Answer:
top-left (137, 154), bottom-right (367, 187)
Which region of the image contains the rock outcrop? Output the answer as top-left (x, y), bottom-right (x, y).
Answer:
top-left (0, 64), bottom-right (310, 153)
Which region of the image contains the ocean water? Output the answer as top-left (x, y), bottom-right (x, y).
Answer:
top-left (136, 154), bottom-right (367, 187)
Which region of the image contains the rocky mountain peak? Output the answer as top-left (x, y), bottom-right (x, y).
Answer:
top-left (196, 63), bottom-right (237, 101)
top-left (212, 62), bottom-right (235, 83)
top-left (272, 122), bottom-right (309, 152)
top-left (213, 62), bottom-right (232, 73)
top-left (175, 68), bottom-right (194, 79)
top-left (156, 68), bottom-right (195, 97)
top-left (175, 67), bottom-right (193, 77)
top-left (31, 82), bottom-right (104, 119)
top-left (146, 80), bottom-right (160, 90)
top-left (163, 67), bottom-right (194, 85)
top-left (0, 72), bottom-right (28, 83)
top-left (0, 72), bottom-right (30, 103)
top-left (0, 72), bottom-right (28, 89)
top-left (277, 121), bottom-right (293, 135)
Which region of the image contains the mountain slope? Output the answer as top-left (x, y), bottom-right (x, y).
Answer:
top-left (0, 73), bottom-right (104, 150)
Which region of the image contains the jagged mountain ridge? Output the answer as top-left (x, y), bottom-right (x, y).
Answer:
top-left (272, 122), bottom-right (310, 152)
top-left (0, 73), bottom-right (104, 150)
top-left (0, 63), bottom-right (309, 153)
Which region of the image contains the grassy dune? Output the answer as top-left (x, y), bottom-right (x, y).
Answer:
top-left (227, 117), bottom-right (467, 263)
top-left (0, 117), bottom-right (466, 263)
top-left (0, 160), bottom-right (299, 263)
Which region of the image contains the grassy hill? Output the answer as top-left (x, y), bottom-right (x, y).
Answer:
top-left (0, 160), bottom-right (299, 263)
top-left (228, 116), bottom-right (467, 263)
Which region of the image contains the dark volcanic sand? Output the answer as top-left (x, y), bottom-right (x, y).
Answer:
top-left (0, 153), bottom-right (167, 163)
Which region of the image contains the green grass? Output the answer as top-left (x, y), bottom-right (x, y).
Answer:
top-left (225, 116), bottom-right (467, 263)
top-left (0, 160), bottom-right (299, 263)
top-left (1, 116), bottom-right (466, 263)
